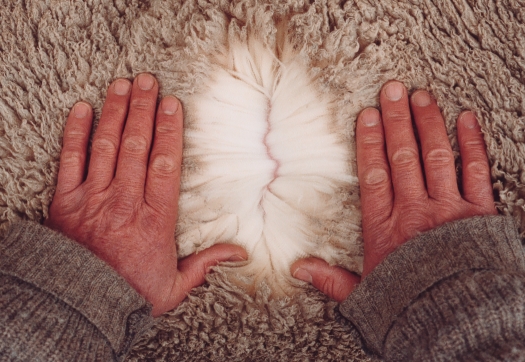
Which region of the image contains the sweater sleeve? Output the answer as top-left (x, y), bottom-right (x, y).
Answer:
top-left (0, 221), bottom-right (154, 361)
top-left (339, 215), bottom-right (525, 361)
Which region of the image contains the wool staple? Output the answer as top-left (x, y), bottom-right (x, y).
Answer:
top-left (177, 34), bottom-right (361, 292)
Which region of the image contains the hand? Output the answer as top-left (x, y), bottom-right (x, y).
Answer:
top-left (291, 81), bottom-right (497, 302)
top-left (45, 73), bottom-right (247, 316)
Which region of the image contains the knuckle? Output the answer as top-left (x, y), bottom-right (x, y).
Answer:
top-left (103, 103), bottom-right (127, 119)
top-left (362, 167), bottom-right (390, 188)
top-left (203, 259), bottom-right (217, 275)
top-left (464, 139), bottom-right (486, 148)
top-left (397, 214), bottom-right (432, 240)
top-left (384, 109), bottom-right (410, 123)
top-left (61, 148), bottom-right (84, 166)
top-left (92, 136), bottom-right (119, 154)
top-left (465, 161), bottom-right (490, 176)
top-left (122, 135), bottom-right (149, 154)
top-left (150, 154), bottom-right (179, 175)
top-left (320, 277), bottom-right (337, 298)
top-left (360, 135), bottom-right (384, 146)
top-left (65, 127), bottom-right (87, 139)
top-left (107, 195), bottom-right (138, 224)
top-left (419, 115), bottom-right (442, 125)
top-left (391, 147), bottom-right (419, 167)
top-left (156, 121), bottom-right (179, 134)
top-left (130, 97), bottom-right (154, 111)
top-left (424, 148), bottom-right (454, 167)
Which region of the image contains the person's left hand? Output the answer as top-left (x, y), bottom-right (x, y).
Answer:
top-left (45, 73), bottom-right (247, 316)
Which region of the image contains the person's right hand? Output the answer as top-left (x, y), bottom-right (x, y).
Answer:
top-left (291, 81), bottom-right (497, 302)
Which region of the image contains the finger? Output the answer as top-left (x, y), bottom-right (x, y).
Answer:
top-left (174, 244), bottom-right (248, 302)
top-left (87, 78), bottom-right (131, 189)
top-left (114, 73), bottom-right (158, 193)
top-left (380, 81), bottom-right (427, 202)
top-left (291, 257), bottom-right (359, 302)
top-left (457, 111), bottom-right (496, 212)
top-left (411, 90), bottom-right (459, 199)
top-left (56, 102), bottom-right (93, 194)
top-left (356, 108), bottom-right (394, 227)
top-left (144, 96), bottom-right (183, 218)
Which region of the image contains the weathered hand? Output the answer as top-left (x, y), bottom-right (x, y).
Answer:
top-left (291, 81), bottom-right (497, 302)
top-left (45, 73), bottom-right (247, 316)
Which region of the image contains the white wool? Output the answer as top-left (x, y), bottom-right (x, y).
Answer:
top-left (177, 35), bottom-right (360, 293)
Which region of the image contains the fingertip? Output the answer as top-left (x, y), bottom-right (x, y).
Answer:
top-left (410, 90), bottom-right (432, 107)
top-left (136, 73), bottom-right (156, 91)
top-left (290, 257), bottom-right (318, 279)
top-left (358, 107), bottom-right (381, 128)
top-left (291, 257), bottom-right (359, 302)
top-left (382, 80), bottom-right (406, 102)
top-left (458, 111), bottom-right (479, 130)
top-left (154, 96), bottom-right (183, 134)
top-left (290, 257), bottom-right (325, 286)
top-left (160, 96), bottom-right (180, 115)
top-left (215, 243), bottom-right (249, 263)
top-left (112, 78), bottom-right (132, 96)
top-left (290, 256), bottom-right (324, 271)
top-left (292, 267), bottom-right (313, 283)
top-left (457, 111), bottom-right (485, 148)
top-left (72, 102), bottom-right (92, 119)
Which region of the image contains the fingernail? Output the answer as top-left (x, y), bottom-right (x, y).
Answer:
top-left (114, 79), bottom-right (131, 95)
top-left (361, 108), bottom-right (380, 127)
top-left (228, 254), bottom-right (247, 262)
top-left (412, 90), bottom-right (432, 107)
top-left (73, 102), bottom-right (89, 118)
top-left (138, 73), bottom-right (155, 91)
top-left (460, 111), bottom-right (477, 129)
top-left (162, 96), bottom-right (179, 115)
top-left (293, 268), bottom-right (312, 283)
top-left (384, 81), bottom-right (404, 101)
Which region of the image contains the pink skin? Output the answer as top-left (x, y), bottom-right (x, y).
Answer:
top-left (46, 75), bottom-right (496, 311)
top-left (291, 81), bottom-right (497, 302)
top-left (45, 73), bottom-right (248, 317)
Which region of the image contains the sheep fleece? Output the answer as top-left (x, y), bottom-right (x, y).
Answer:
top-left (0, 0), bottom-right (524, 361)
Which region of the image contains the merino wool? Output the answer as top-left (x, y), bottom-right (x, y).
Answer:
top-left (177, 34), bottom-right (361, 292)
top-left (1, 0), bottom-right (525, 360)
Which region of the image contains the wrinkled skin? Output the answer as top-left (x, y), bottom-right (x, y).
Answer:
top-left (46, 75), bottom-right (495, 311)
top-left (291, 81), bottom-right (497, 302)
top-left (46, 74), bottom-right (247, 316)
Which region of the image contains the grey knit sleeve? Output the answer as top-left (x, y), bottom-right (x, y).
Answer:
top-left (0, 221), bottom-right (154, 361)
top-left (339, 215), bottom-right (525, 361)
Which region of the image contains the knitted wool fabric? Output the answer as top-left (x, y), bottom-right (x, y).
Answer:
top-left (1, 0), bottom-right (524, 360)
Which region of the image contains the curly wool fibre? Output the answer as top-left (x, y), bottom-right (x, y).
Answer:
top-left (2, 0), bottom-right (525, 360)
top-left (177, 35), bottom-right (360, 291)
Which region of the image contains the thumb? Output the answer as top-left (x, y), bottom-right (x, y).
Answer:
top-left (291, 257), bottom-right (360, 302)
top-left (173, 243), bottom-right (248, 299)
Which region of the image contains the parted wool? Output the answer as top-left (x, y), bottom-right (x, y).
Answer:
top-left (176, 34), bottom-right (362, 293)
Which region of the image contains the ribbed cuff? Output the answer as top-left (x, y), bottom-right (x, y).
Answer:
top-left (339, 215), bottom-right (524, 355)
top-left (0, 221), bottom-right (153, 357)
